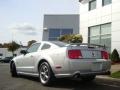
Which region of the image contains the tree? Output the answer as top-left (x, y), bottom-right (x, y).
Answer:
top-left (3, 43), bottom-right (9, 48)
top-left (59, 34), bottom-right (83, 43)
top-left (7, 41), bottom-right (20, 56)
top-left (28, 40), bottom-right (37, 47)
top-left (111, 49), bottom-right (120, 62)
top-left (0, 43), bottom-right (3, 48)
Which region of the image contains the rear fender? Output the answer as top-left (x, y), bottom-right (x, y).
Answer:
top-left (35, 56), bottom-right (55, 73)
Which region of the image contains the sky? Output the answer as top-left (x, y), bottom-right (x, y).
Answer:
top-left (0, 0), bottom-right (79, 45)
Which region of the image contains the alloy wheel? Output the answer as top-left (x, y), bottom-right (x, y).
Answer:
top-left (40, 62), bottom-right (50, 84)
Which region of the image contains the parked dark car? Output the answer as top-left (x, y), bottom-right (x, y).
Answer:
top-left (0, 57), bottom-right (13, 63)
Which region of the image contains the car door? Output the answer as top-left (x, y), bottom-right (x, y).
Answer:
top-left (18, 43), bottom-right (41, 73)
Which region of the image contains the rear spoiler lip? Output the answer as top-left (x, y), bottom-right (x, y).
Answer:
top-left (66, 43), bottom-right (107, 49)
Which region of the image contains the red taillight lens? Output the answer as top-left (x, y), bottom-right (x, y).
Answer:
top-left (68, 50), bottom-right (82, 59)
top-left (101, 51), bottom-right (109, 60)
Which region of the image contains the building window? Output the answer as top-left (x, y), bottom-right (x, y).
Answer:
top-left (89, 0), bottom-right (96, 11)
top-left (88, 23), bottom-right (111, 52)
top-left (89, 25), bottom-right (100, 44)
top-left (102, 0), bottom-right (112, 6)
top-left (48, 28), bottom-right (73, 41)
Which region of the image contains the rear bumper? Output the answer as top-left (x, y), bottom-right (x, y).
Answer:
top-left (55, 71), bottom-right (111, 78)
top-left (79, 71), bottom-right (111, 76)
top-left (55, 59), bottom-right (111, 78)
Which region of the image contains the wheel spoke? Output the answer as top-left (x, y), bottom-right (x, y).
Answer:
top-left (41, 72), bottom-right (44, 75)
top-left (44, 74), bottom-right (48, 79)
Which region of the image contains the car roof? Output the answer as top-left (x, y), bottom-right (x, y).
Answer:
top-left (36, 41), bottom-right (65, 44)
top-left (35, 41), bottom-right (67, 47)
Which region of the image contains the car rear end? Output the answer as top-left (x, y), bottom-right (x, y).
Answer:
top-left (67, 43), bottom-right (111, 77)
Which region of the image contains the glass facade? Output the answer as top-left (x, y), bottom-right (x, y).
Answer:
top-left (102, 0), bottom-right (112, 6)
top-left (89, 0), bottom-right (96, 11)
top-left (48, 28), bottom-right (73, 41)
top-left (89, 23), bottom-right (111, 52)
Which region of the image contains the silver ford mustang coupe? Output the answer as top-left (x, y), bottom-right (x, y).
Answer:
top-left (10, 41), bottom-right (111, 85)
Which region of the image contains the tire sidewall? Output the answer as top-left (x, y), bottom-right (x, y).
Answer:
top-left (11, 62), bottom-right (17, 77)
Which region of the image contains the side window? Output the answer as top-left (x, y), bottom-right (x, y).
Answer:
top-left (27, 43), bottom-right (41, 53)
top-left (41, 44), bottom-right (51, 50)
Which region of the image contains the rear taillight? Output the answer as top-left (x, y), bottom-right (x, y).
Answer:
top-left (101, 51), bottom-right (109, 60)
top-left (68, 50), bottom-right (82, 59)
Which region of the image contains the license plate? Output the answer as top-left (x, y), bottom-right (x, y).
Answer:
top-left (82, 50), bottom-right (101, 59)
top-left (91, 62), bottom-right (102, 71)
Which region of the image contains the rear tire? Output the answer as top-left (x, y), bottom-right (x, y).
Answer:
top-left (10, 62), bottom-right (18, 77)
top-left (81, 75), bottom-right (96, 82)
top-left (39, 62), bottom-right (55, 86)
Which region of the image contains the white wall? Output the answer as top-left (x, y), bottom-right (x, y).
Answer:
top-left (111, 0), bottom-right (120, 53)
top-left (80, 0), bottom-right (120, 53)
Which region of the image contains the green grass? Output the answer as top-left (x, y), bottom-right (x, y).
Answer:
top-left (110, 71), bottom-right (120, 79)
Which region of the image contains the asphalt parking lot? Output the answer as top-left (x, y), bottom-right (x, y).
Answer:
top-left (0, 63), bottom-right (120, 90)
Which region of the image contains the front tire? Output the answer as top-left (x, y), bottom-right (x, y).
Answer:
top-left (39, 62), bottom-right (54, 86)
top-left (10, 62), bottom-right (18, 77)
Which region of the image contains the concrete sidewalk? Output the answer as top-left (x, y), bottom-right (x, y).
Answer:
top-left (97, 64), bottom-right (120, 81)
top-left (111, 64), bottom-right (120, 73)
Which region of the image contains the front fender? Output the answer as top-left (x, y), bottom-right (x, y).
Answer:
top-left (10, 58), bottom-right (17, 65)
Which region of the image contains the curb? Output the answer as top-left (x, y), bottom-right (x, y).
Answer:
top-left (96, 76), bottom-right (120, 82)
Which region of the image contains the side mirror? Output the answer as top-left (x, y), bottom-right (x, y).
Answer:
top-left (20, 50), bottom-right (27, 55)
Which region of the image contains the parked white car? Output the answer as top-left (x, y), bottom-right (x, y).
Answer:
top-left (10, 41), bottom-right (111, 85)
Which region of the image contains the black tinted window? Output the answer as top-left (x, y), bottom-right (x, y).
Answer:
top-left (27, 43), bottom-right (41, 53)
top-left (41, 44), bottom-right (51, 50)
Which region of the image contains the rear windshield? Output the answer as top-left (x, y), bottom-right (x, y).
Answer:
top-left (50, 41), bottom-right (67, 47)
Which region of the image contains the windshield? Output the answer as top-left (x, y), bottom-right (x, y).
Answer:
top-left (50, 41), bottom-right (67, 47)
